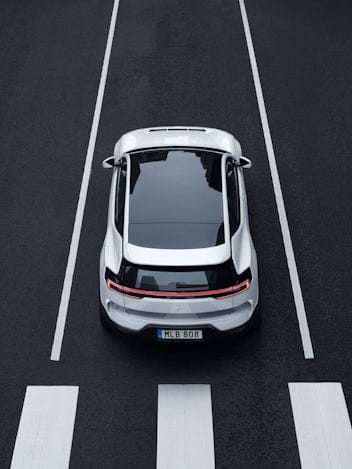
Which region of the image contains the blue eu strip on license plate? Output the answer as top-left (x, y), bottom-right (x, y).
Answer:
top-left (157, 329), bottom-right (203, 340)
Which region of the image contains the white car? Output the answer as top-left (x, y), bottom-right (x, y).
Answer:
top-left (99, 127), bottom-right (259, 341)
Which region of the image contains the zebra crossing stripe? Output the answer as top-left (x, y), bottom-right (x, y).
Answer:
top-left (289, 382), bottom-right (352, 468)
top-left (10, 386), bottom-right (79, 469)
top-left (157, 384), bottom-right (215, 469)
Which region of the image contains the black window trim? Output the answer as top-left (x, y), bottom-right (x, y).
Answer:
top-left (225, 157), bottom-right (241, 236)
top-left (115, 163), bottom-right (127, 235)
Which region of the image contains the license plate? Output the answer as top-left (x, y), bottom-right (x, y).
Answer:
top-left (157, 329), bottom-right (203, 340)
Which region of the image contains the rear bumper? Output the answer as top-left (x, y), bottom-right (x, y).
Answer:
top-left (99, 297), bottom-right (259, 340)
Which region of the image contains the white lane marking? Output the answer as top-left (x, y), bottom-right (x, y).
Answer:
top-left (238, 0), bottom-right (314, 359)
top-left (289, 383), bottom-right (352, 468)
top-left (157, 384), bottom-right (215, 469)
top-left (50, 0), bottom-right (121, 361)
top-left (10, 386), bottom-right (79, 469)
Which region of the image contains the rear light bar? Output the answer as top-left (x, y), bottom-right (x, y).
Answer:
top-left (106, 278), bottom-right (250, 299)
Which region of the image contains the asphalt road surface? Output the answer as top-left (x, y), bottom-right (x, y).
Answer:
top-left (1, 0), bottom-right (352, 467)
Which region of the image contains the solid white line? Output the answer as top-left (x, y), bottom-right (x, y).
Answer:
top-left (157, 384), bottom-right (215, 469)
top-left (10, 386), bottom-right (79, 469)
top-left (238, 0), bottom-right (314, 359)
top-left (50, 0), bottom-right (120, 361)
top-left (289, 383), bottom-right (352, 468)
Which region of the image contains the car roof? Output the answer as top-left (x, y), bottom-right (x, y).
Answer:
top-left (122, 148), bottom-right (232, 267)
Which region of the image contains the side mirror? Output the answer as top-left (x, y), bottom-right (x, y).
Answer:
top-left (102, 156), bottom-right (115, 169)
top-left (239, 156), bottom-right (252, 169)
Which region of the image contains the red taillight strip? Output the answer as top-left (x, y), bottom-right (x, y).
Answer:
top-left (106, 278), bottom-right (250, 299)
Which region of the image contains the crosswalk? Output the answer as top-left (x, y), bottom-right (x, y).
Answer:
top-left (10, 386), bottom-right (79, 469)
top-left (289, 383), bottom-right (352, 469)
top-left (10, 383), bottom-right (352, 468)
top-left (157, 385), bottom-right (215, 469)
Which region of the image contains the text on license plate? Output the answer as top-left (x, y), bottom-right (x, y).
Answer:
top-left (157, 329), bottom-right (203, 340)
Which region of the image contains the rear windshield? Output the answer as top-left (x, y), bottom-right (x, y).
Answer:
top-left (128, 149), bottom-right (224, 249)
top-left (119, 259), bottom-right (243, 292)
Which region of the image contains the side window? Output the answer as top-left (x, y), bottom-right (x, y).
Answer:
top-left (226, 158), bottom-right (240, 236)
top-left (115, 167), bottom-right (126, 235)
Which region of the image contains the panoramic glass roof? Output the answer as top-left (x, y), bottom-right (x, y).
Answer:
top-left (128, 149), bottom-right (225, 249)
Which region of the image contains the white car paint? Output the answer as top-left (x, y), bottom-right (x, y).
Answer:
top-left (100, 126), bottom-right (258, 335)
